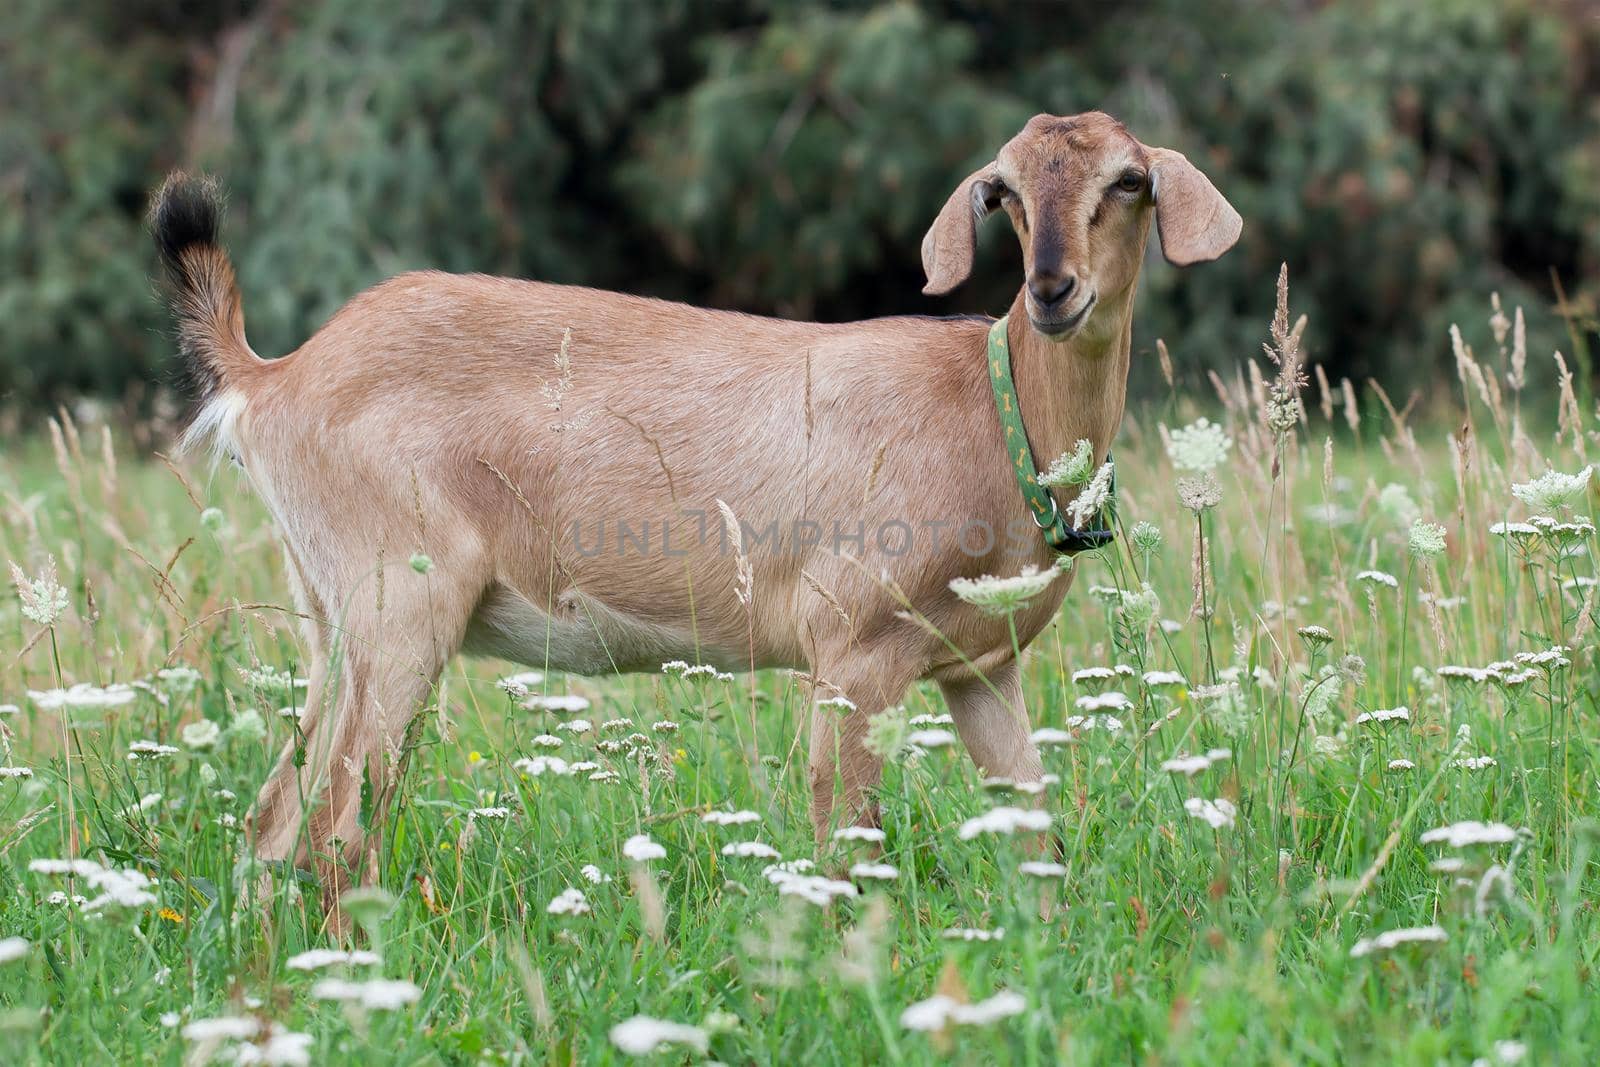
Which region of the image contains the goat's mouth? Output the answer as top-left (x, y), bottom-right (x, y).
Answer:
top-left (1029, 292), bottom-right (1097, 339)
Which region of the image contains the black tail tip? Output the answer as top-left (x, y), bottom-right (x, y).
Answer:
top-left (150, 173), bottom-right (224, 279)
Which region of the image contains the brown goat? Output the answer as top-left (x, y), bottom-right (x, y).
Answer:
top-left (151, 111), bottom-right (1239, 917)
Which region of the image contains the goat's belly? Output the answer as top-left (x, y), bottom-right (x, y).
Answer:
top-left (462, 584), bottom-right (745, 676)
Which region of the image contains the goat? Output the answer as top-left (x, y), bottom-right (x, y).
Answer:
top-left (150, 111), bottom-right (1240, 916)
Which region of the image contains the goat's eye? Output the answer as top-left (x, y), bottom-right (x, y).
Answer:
top-left (1116, 170), bottom-right (1145, 194)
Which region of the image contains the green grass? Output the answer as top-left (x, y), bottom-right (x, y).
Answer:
top-left (2, 327), bottom-right (1599, 1064)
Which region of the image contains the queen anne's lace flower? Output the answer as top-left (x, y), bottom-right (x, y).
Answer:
top-left (1408, 520), bottom-right (1447, 558)
top-left (1421, 821), bottom-right (1519, 848)
top-left (29, 683), bottom-right (138, 710)
top-left (1512, 466), bottom-right (1592, 513)
top-left (521, 694), bottom-right (590, 714)
top-left (702, 809), bottom-right (761, 826)
top-left (1183, 797), bottom-right (1237, 829)
top-left (1066, 461), bottom-right (1114, 527)
top-left (1350, 925), bottom-right (1447, 958)
top-left (546, 887), bottom-right (590, 915)
top-left (513, 755), bottom-right (571, 777)
top-left (622, 834), bottom-right (666, 862)
top-left (310, 978), bottom-right (421, 1010)
top-left (957, 806), bottom-right (1051, 840)
top-left (832, 826), bottom-right (886, 844)
top-left (949, 565), bottom-right (1062, 616)
top-left (286, 949), bottom-right (380, 971)
top-left (1355, 706), bottom-right (1410, 727)
top-left (900, 990), bottom-right (1026, 1031)
top-left (1041, 438), bottom-right (1095, 488)
top-left (1164, 418), bottom-right (1233, 473)
top-left (609, 1016), bottom-right (708, 1057)
top-left (849, 862), bottom-right (899, 881)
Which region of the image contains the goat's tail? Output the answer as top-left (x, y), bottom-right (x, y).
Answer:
top-left (150, 173), bottom-right (263, 454)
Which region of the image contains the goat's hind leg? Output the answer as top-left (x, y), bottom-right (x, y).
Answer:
top-left (299, 566), bottom-right (477, 922)
top-left (247, 544), bottom-right (335, 867)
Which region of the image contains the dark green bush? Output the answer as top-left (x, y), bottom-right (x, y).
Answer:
top-left (1, 0), bottom-right (1595, 418)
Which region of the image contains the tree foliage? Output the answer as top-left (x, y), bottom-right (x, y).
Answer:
top-left (2, 0), bottom-right (1597, 414)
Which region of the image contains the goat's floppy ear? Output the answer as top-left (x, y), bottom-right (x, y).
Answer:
top-left (1146, 147), bottom-right (1242, 267)
top-left (921, 164), bottom-right (1002, 296)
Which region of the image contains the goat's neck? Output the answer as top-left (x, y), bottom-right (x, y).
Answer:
top-left (1005, 282), bottom-right (1136, 480)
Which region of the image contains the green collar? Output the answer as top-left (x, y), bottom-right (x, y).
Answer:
top-left (986, 315), bottom-right (1115, 555)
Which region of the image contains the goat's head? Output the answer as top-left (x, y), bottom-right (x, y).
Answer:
top-left (921, 111), bottom-right (1241, 341)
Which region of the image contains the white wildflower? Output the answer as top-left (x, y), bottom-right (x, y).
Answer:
top-left (0, 937), bottom-right (28, 964)
top-left (1165, 417), bottom-right (1232, 472)
top-left (156, 666), bottom-right (203, 693)
top-left (957, 806), bottom-right (1051, 840)
top-left (581, 864), bottom-right (612, 884)
top-left (608, 1016), bottom-right (708, 1057)
top-left (513, 755), bottom-right (572, 777)
top-left (1377, 483), bottom-right (1420, 527)
top-left (1040, 438), bottom-right (1096, 487)
top-left (721, 841), bottom-right (781, 859)
top-left (1355, 706), bottom-right (1410, 727)
top-left (1408, 520), bottom-right (1447, 558)
top-left (521, 694), bottom-right (590, 714)
top-left (0, 766), bottom-right (35, 779)
top-left (286, 948), bottom-right (381, 971)
top-left (181, 719), bottom-right (222, 751)
top-left (1074, 691), bottom-right (1131, 712)
top-left (1355, 570), bottom-right (1398, 589)
top-left (1421, 821), bottom-right (1520, 848)
top-left (849, 862), bottom-right (899, 881)
top-left (949, 564), bottom-right (1061, 616)
top-left (1350, 925), bottom-right (1447, 958)
top-left (127, 740), bottom-right (178, 761)
top-left (1030, 727), bottom-right (1075, 747)
top-left (183, 1016), bottom-right (260, 1042)
top-left (906, 728), bottom-right (956, 749)
top-left (1019, 861), bottom-right (1068, 879)
top-left (623, 834), bottom-right (666, 863)
top-left (496, 671), bottom-right (546, 698)
top-left (1066, 714), bottom-right (1125, 735)
top-left (1066, 461), bottom-right (1114, 527)
top-left (940, 927), bottom-right (1005, 942)
top-left (766, 870), bottom-right (857, 907)
top-left (546, 887), bottom-right (590, 916)
top-left (1512, 466), bottom-right (1592, 513)
top-left (28, 683), bottom-right (137, 710)
top-left (833, 826), bottom-right (886, 844)
top-left (702, 809), bottom-right (761, 826)
top-left (1183, 797), bottom-right (1237, 830)
top-left (310, 977), bottom-right (422, 1010)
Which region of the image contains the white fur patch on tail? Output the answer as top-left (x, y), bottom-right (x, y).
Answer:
top-left (179, 388), bottom-right (248, 467)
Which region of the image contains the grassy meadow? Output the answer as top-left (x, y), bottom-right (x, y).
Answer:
top-left (2, 289), bottom-right (1599, 1064)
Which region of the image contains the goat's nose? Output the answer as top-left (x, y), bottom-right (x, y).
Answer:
top-left (1028, 272), bottom-right (1078, 308)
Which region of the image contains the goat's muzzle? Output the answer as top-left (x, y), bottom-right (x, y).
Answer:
top-left (1027, 289), bottom-right (1097, 340)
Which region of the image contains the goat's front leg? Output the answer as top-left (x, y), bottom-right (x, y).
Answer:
top-left (938, 660), bottom-right (1043, 785)
top-left (806, 656), bottom-right (918, 845)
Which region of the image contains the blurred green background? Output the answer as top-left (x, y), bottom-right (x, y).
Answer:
top-left (3, 0), bottom-right (1598, 425)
